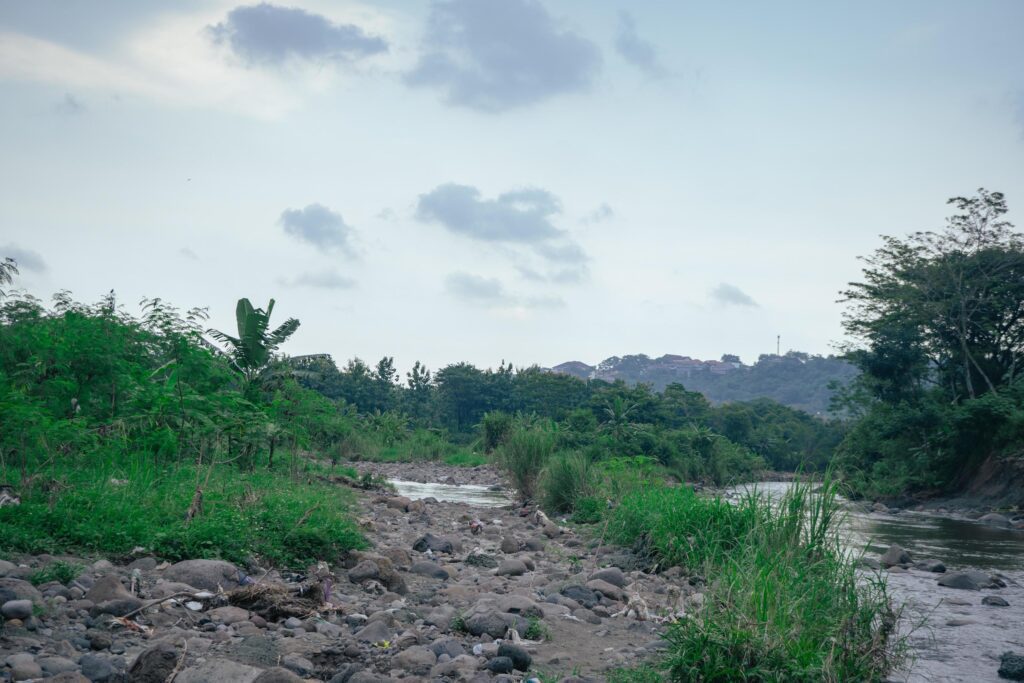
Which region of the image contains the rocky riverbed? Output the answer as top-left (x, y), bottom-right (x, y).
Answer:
top-left (0, 463), bottom-right (692, 682)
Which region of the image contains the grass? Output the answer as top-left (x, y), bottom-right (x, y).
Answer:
top-left (442, 451), bottom-right (488, 467)
top-left (607, 478), bottom-right (904, 682)
top-left (0, 451), bottom-right (366, 568)
top-left (28, 560), bottom-right (84, 586)
top-left (496, 426), bottom-right (556, 502)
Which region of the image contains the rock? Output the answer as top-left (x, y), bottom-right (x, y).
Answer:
top-left (164, 559), bottom-right (240, 591)
top-left (497, 642), bottom-right (532, 671)
top-left (49, 674), bottom-right (91, 683)
top-left (0, 577), bottom-right (41, 601)
top-left (979, 513), bottom-right (1011, 527)
top-left (348, 560), bottom-right (381, 583)
top-left (543, 523), bottom-right (562, 538)
top-left (871, 502), bottom-right (890, 514)
top-left (253, 668), bottom-right (305, 683)
top-left (879, 544), bottom-right (912, 567)
top-left (524, 538), bottom-right (546, 551)
top-left (1000, 652), bottom-right (1024, 680)
top-left (497, 595), bottom-right (544, 618)
top-left (392, 645), bottom-right (437, 674)
top-left (589, 567), bottom-right (626, 588)
top-left (938, 570), bottom-right (998, 590)
top-left (410, 561), bottom-right (449, 580)
top-left (466, 612), bottom-right (508, 638)
top-left (38, 656), bottom-right (79, 676)
top-left (208, 605), bottom-right (251, 624)
top-left (6, 653), bottom-right (43, 681)
top-left (175, 659), bottom-right (262, 683)
top-left (914, 560), bottom-right (946, 573)
top-left (561, 585), bottom-right (599, 608)
top-left (354, 619), bottom-right (392, 643)
top-left (859, 557), bottom-right (881, 570)
top-left (1, 598), bottom-right (33, 619)
top-left (500, 537), bottom-right (520, 554)
top-left (413, 533), bottom-right (454, 554)
top-left (496, 559), bottom-right (528, 577)
top-left (79, 654), bottom-right (116, 682)
top-left (485, 657), bottom-right (514, 674)
top-left (0, 559), bottom-right (16, 576)
top-left (983, 595), bottom-right (1010, 607)
top-left (384, 496), bottom-right (412, 512)
top-left (586, 578), bottom-right (624, 602)
top-left (127, 643), bottom-right (180, 682)
top-left (281, 654), bottom-right (314, 677)
top-left (328, 663), bottom-right (362, 683)
top-left (425, 605), bottom-right (456, 627)
top-left (465, 553), bottom-right (499, 568)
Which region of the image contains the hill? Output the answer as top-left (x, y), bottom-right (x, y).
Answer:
top-left (551, 351), bottom-right (856, 415)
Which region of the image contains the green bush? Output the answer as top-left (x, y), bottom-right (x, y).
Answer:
top-left (496, 426), bottom-right (557, 502)
top-left (540, 451), bottom-right (594, 513)
top-left (480, 411), bottom-right (514, 452)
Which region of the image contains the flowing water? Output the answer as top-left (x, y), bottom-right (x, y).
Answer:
top-left (392, 477), bottom-right (1024, 681)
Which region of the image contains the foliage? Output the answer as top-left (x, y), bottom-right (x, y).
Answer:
top-left (837, 189), bottom-right (1024, 498)
top-left (496, 425), bottom-right (557, 502)
top-left (208, 298), bottom-right (300, 388)
top-left (540, 451), bottom-right (594, 513)
top-left (28, 561), bottom-right (83, 586)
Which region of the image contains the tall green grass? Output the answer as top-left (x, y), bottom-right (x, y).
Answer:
top-left (496, 426), bottom-right (557, 502)
top-left (609, 479), bottom-right (903, 681)
top-left (0, 451), bottom-right (366, 567)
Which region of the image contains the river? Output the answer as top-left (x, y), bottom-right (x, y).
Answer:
top-left (389, 477), bottom-right (1024, 682)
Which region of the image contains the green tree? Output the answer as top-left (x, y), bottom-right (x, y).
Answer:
top-left (208, 298), bottom-right (300, 388)
top-left (0, 257), bottom-right (17, 298)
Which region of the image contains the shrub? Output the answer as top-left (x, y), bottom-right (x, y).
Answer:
top-left (496, 426), bottom-right (556, 502)
top-left (480, 411), bottom-right (514, 452)
top-left (540, 451), bottom-right (593, 513)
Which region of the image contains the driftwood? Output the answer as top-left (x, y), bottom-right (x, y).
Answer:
top-left (227, 582), bottom-right (324, 621)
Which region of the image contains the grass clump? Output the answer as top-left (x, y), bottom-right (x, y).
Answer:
top-left (609, 478), bottom-right (903, 682)
top-left (496, 426), bottom-right (556, 502)
top-left (28, 560), bottom-right (84, 586)
top-left (442, 451), bottom-right (488, 467)
top-left (524, 616), bottom-right (551, 641)
top-left (0, 455), bottom-right (366, 568)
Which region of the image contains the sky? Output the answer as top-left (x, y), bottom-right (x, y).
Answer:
top-left (1, 0), bottom-right (1023, 374)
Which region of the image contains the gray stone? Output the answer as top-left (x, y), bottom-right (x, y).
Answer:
top-left (1, 599), bottom-right (33, 619)
top-left (879, 544), bottom-right (912, 567)
top-left (914, 560), bottom-right (946, 573)
top-left (127, 643), bottom-right (180, 683)
top-left (80, 654), bottom-right (116, 682)
top-left (328, 663), bottom-right (362, 683)
top-left (208, 605), bottom-right (251, 624)
top-left (348, 560), bottom-right (381, 583)
top-left (354, 619), bottom-right (392, 643)
top-left (500, 537), bottom-right (520, 554)
top-left (466, 612), bottom-right (507, 638)
top-left (392, 645), bottom-right (436, 674)
top-left (497, 642), bottom-right (532, 671)
top-left (412, 533), bottom-right (454, 554)
top-left (6, 653), bottom-right (43, 681)
top-left (589, 567), bottom-right (626, 588)
top-left (164, 559), bottom-right (241, 591)
top-left (253, 668), bottom-right (304, 683)
top-left (410, 561), bottom-right (449, 580)
top-left (1000, 652), bottom-right (1024, 680)
top-left (0, 577), bottom-right (41, 601)
top-left (176, 659), bottom-right (262, 683)
top-left (938, 570), bottom-right (998, 590)
top-left (979, 513), bottom-right (1011, 527)
top-left (281, 654), bottom-right (314, 677)
top-left (486, 656), bottom-right (514, 674)
top-left (561, 584), bottom-right (599, 608)
top-left (983, 595), bottom-right (1010, 607)
top-left (586, 578), bottom-right (624, 602)
top-left (496, 559), bottom-right (527, 577)
top-left (38, 656), bottom-right (79, 675)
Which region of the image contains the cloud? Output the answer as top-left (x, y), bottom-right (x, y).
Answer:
top-left (515, 265), bottom-right (586, 284)
top-left (178, 247), bottom-right (199, 260)
top-left (615, 11), bottom-right (667, 78)
top-left (417, 183), bottom-right (563, 242)
top-left (209, 3), bottom-right (387, 66)
top-left (445, 271), bottom-right (509, 304)
top-left (279, 203), bottom-right (357, 257)
top-left (1, 244), bottom-right (46, 272)
top-left (533, 241), bottom-right (587, 264)
top-left (710, 282), bottom-right (758, 307)
top-left (405, 0), bottom-right (601, 112)
top-left (582, 202), bottom-right (614, 224)
top-left (285, 269), bottom-right (357, 290)
top-left (54, 92), bottom-right (85, 115)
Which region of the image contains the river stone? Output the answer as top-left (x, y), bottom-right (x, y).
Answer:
top-left (354, 619), bottom-right (392, 643)
top-left (176, 659), bottom-right (262, 683)
top-left (392, 645), bottom-right (436, 674)
top-left (1, 599), bottom-right (33, 619)
top-left (164, 559), bottom-right (240, 591)
top-left (384, 496), bottom-right (411, 512)
top-left (485, 657), bottom-right (514, 674)
top-left (500, 537), bottom-right (520, 554)
top-left (412, 533), bottom-right (454, 554)
top-left (1001, 652), bottom-right (1024, 680)
top-left (79, 654), bottom-right (116, 682)
top-left (590, 567), bottom-right (626, 588)
top-left (561, 584), bottom-right (599, 608)
top-left (253, 668), bottom-right (304, 683)
top-left (497, 642), bottom-right (532, 671)
top-left (0, 578), bottom-right (42, 601)
top-left (38, 656), bottom-right (79, 676)
top-left (587, 578), bottom-right (624, 602)
top-left (914, 560), bottom-right (946, 573)
top-left (6, 653), bottom-right (43, 681)
top-left (496, 559), bottom-right (528, 577)
top-left (938, 570), bottom-right (997, 590)
top-left (879, 544), bottom-right (912, 567)
top-left (983, 595), bottom-right (1010, 607)
top-left (127, 643), bottom-right (180, 682)
top-left (465, 552), bottom-right (499, 568)
top-left (208, 606), bottom-right (251, 624)
top-left (410, 561), bottom-right (449, 580)
top-left (466, 612), bottom-right (507, 638)
top-left (348, 560), bottom-right (381, 583)
top-left (979, 513), bottom-right (1011, 527)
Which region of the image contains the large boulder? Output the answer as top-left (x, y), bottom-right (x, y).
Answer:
top-left (465, 612), bottom-right (508, 638)
top-left (589, 567), bottom-right (626, 588)
top-left (497, 642), bottom-right (532, 672)
top-left (496, 559), bottom-right (528, 577)
top-left (1000, 652), bottom-right (1024, 681)
top-left (938, 570), bottom-right (999, 590)
top-left (253, 668), bottom-right (304, 683)
top-left (391, 646), bottom-right (436, 675)
top-left (85, 575), bottom-right (143, 616)
top-left (587, 578), bottom-right (624, 602)
top-left (176, 659), bottom-right (262, 683)
top-left (409, 561), bottom-right (449, 580)
top-left (412, 533), bottom-right (454, 554)
top-left (561, 584), bottom-right (599, 608)
top-left (164, 559), bottom-right (241, 591)
top-left (348, 560), bottom-right (380, 583)
top-left (0, 578), bottom-right (41, 601)
top-left (879, 544), bottom-right (912, 568)
top-left (127, 643), bottom-right (180, 683)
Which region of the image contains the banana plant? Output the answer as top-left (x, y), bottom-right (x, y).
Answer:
top-left (208, 298), bottom-right (300, 386)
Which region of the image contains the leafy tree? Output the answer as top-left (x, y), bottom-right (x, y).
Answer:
top-left (208, 298), bottom-right (300, 388)
top-left (0, 257), bottom-right (17, 298)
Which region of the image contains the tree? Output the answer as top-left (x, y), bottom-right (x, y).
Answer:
top-left (0, 257), bottom-right (17, 299)
top-left (208, 298), bottom-right (300, 387)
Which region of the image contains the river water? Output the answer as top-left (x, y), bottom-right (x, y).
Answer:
top-left (390, 477), bottom-right (1024, 682)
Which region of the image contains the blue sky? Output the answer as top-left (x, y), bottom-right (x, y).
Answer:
top-left (1, 1), bottom-right (1022, 372)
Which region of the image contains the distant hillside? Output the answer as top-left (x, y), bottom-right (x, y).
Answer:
top-left (551, 352), bottom-right (857, 415)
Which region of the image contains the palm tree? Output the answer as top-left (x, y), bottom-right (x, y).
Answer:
top-left (208, 298), bottom-right (300, 386)
top-left (0, 257), bottom-right (18, 298)
top-left (601, 396), bottom-right (639, 442)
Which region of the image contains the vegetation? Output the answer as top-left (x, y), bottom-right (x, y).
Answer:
top-left (607, 479), bottom-right (903, 682)
top-left (835, 189), bottom-right (1024, 500)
